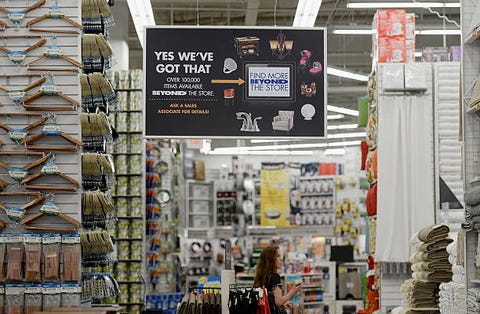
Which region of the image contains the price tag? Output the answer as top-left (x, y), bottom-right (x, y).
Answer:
top-left (5, 206), bottom-right (24, 221)
top-left (7, 51), bottom-right (27, 64)
top-left (7, 90), bottom-right (26, 103)
top-left (44, 47), bottom-right (62, 58)
top-left (41, 161), bottom-right (60, 175)
top-left (40, 82), bottom-right (60, 96)
top-left (40, 201), bottom-right (60, 215)
top-left (42, 124), bottom-right (62, 135)
top-left (8, 167), bottom-right (28, 181)
top-left (7, 129), bottom-right (27, 142)
top-left (7, 11), bottom-right (25, 24)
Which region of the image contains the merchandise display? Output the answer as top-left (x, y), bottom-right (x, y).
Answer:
top-left (0, 0), bottom-right (466, 312)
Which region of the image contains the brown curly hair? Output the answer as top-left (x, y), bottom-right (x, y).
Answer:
top-left (253, 245), bottom-right (279, 287)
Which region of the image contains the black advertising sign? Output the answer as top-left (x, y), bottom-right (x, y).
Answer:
top-left (144, 26), bottom-right (326, 138)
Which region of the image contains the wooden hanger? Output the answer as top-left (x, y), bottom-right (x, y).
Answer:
top-left (0, 0), bottom-right (46, 25)
top-left (21, 74), bottom-right (79, 108)
top-left (24, 35), bottom-right (82, 68)
top-left (0, 113), bottom-right (48, 143)
top-left (0, 76), bottom-right (46, 104)
top-left (0, 37), bottom-right (47, 64)
top-left (20, 198), bottom-right (80, 231)
top-left (0, 193), bottom-right (45, 224)
top-left (21, 122), bottom-right (81, 152)
top-left (0, 152), bottom-right (49, 181)
top-left (26, 1), bottom-right (83, 30)
top-left (21, 157), bottom-right (80, 192)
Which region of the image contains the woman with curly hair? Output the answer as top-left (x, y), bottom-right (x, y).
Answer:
top-left (253, 245), bottom-right (302, 313)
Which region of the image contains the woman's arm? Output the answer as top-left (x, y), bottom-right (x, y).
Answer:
top-left (273, 284), bottom-right (302, 307)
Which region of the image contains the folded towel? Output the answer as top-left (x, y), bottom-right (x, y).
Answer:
top-left (412, 270), bottom-right (453, 282)
top-left (410, 231), bottom-right (421, 247)
top-left (418, 238), bottom-right (453, 252)
top-left (446, 242), bottom-right (457, 255)
top-left (464, 184), bottom-right (480, 207)
top-left (413, 250), bottom-right (449, 262)
top-left (418, 224), bottom-right (450, 243)
top-left (411, 261), bottom-right (452, 272)
top-left (466, 204), bottom-right (480, 218)
top-left (452, 265), bottom-right (464, 274)
top-left (448, 255), bottom-right (457, 265)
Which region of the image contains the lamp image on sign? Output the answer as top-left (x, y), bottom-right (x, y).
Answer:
top-left (143, 26), bottom-right (327, 138)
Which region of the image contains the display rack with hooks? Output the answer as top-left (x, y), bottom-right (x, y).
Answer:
top-left (107, 70), bottom-right (146, 313)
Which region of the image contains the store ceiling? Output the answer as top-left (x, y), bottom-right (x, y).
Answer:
top-left (114, 0), bottom-right (460, 149)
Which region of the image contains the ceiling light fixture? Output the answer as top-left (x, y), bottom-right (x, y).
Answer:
top-left (293, 0), bottom-right (323, 27)
top-left (328, 123), bottom-right (359, 130)
top-left (213, 139), bottom-right (361, 152)
top-left (325, 148), bottom-right (346, 155)
top-left (347, 2), bottom-right (460, 9)
top-left (127, 0), bottom-right (156, 48)
top-left (333, 29), bottom-right (375, 35)
top-left (327, 105), bottom-right (359, 116)
top-left (209, 150), bottom-right (314, 156)
top-left (327, 114), bottom-right (345, 120)
top-left (416, 29), bottom-right (461, 35)
top-left (327, 67), bottom-right (369, 81)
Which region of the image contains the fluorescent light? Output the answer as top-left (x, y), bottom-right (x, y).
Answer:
top-left (213, 140), bottom-right (361, 153)
top-left (325, 148), bottom-right (345, 155)
top-left (328, 124), bottom-right (359, 130)
top-left (416, 29), bottom-right (461, 35)
top-left (347, 2), bottom-right (460, 9)
top-left (327, 105), bottom-right (359, 116)
top-left (293, 0), bottom-right (323, 27)
top-left (327, 114), bottom-right (345, 120)
top-left (250, 139), bottom-right (292, 143)
top-left (127, 0), bottom-right (156, 47)
top-left (209, 150), bottom-right (314, 156)
top-left (415, 51), bottom-right (423, 57)
top-left (333, 29), bottom-right (375, 35)
top-left (327, 67), bottom-right (369, 82)
top-left (327, 132), bottom-right (366, 139)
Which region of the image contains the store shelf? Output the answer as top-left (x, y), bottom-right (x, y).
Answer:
top-left (112, 153), bottom-right (143, 156)
top-left (118, 259), bottom-right (142, 262)
top-left (300, 193), bottom-right (334, 197)
top-left (470, 279), bottom-right (480, 284)
top-left (115, 173), bottom-right (143, 177)
top-left (247, 225), bottom-right (334, 236)
top-left (113, 195), bottom-right (142, 198)
top-left (116, 88), bottom-right (142, 92)
top-left (117, 216), bottom-right (143, 220)
top-left (114, 238), bottom-right (144, 241)
top-left (118, 281), bottom-right (143, 284)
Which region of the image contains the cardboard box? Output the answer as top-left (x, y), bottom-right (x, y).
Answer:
top-left (378, 37), bottom-right (406, 63)
top-left (376, 9), bottom-right (406, 37)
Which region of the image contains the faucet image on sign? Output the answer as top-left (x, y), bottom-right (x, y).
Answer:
top-left (236, 112), bottom-right (262, 132)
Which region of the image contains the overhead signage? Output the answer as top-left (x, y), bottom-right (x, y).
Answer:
top-left (144, 26), bottom-right (327, 138)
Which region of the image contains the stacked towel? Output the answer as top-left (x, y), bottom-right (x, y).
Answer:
top-left (401, 224), bottom-right (453, 311)
top-left (463, 187), bottom-right (480, 231)
top-left (439, 236), bottom-right (466, 314)
top-left (467, 288), bottom-right (480, 313)
top-left (401, 279), bottom-right (439, 308)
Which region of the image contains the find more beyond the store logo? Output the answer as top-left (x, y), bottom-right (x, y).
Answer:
top-left (144, 27), bottom-right (326, 138)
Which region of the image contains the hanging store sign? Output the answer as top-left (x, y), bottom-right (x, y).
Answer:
top-left (143, 26), bottom-right (327, 138)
